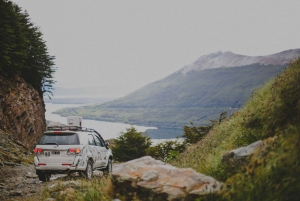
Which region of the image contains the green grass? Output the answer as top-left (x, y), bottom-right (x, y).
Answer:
top-left (170, 58), bottom-right (300, 200)
top-left (18, 177), bottom-right (113, 201)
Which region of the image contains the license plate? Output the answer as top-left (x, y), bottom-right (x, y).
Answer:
top-left (44, 151), bottom-right (51, 157)
top-left (52, 151), bottom-right (60, 155)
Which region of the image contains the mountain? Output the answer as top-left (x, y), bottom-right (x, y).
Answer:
top-left (55, 49), bottom-right (300, 131)
top-left (180, 49), bottom-right (300, 73)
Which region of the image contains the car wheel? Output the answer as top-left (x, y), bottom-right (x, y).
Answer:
top-left (37, 172), bottom-right (51, 182)
top-left (103, 158), bottom-right (112, 177)
top-left (84, 160), bottom-right (93, 179)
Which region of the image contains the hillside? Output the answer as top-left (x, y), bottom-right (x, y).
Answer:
top-left (170, 57), bottom-right (300, 200)
top-left (55, 49), bottom-right (300, 131)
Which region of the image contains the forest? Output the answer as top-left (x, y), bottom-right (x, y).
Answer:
top-left (0, 0), bottom-right (56, 97)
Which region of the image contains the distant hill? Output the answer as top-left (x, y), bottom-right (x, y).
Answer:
top-left (55, 49), bottom-right (300, 131)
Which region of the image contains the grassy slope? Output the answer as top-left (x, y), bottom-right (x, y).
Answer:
top-left (55, 64), bottom-right (286, 129)
top-left (170, 58), bottom-right (300, 200)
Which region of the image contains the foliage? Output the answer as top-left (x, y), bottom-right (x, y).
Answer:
top-left (0, 0), bottom-right (56, 97)
top-left (182, 112), bottom-right (228, 144)
top-left (111, 127), bottom-right (152, 162)
top-left (146, 140), bottom-right (187, 162)
top-left (223, 125), bottom-right (300, 201)
top-left (170, 58), bottom-right (300, 200)
top-left (19, 177), bottom-right (112, 201)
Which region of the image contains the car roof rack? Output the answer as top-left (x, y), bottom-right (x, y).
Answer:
top-left (46, 126), bottom-right (105, 139)
top-left (47, 126), bottom-right (93, 132)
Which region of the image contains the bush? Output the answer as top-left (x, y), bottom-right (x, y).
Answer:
top-left (112, 127), bottom-right (151, 162)
top-left (146, 140), bottom-right (187, 162)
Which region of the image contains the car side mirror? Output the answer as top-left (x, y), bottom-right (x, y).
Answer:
top-left (105, 142), bottom-right (109, 147)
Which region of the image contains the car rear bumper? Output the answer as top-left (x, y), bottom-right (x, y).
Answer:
top-left (34, 156), bottom-right (86, 172)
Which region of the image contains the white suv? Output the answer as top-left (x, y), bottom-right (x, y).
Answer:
top-left (33, 126), bottom-right (113, 182)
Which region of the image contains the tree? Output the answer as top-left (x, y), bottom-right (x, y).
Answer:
top-left (182, 112), bottom-right (228, 144)
top-left (146, 140), bottom-right (187, 162)
top-left (112, 127), bottom-right (152, 162)
top-left (0, 0), bottom-right (56, 97)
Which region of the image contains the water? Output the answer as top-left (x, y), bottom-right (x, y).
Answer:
top-left (45, 103), bottom-right (157, 140)
top-left (45, 103), bottom-right (184, 144)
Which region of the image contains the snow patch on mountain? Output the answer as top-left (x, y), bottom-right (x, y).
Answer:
top-left (180, 49), bottom-right (300, 74)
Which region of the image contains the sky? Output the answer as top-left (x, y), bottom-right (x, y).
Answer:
top-left (12, 0), bottom-right (300, 98)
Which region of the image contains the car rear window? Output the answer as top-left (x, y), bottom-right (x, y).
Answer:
top-left (38, 133), bottom-right (79, 145)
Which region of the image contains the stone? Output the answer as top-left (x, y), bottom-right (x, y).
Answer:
top-left (222, 140), bottom-right (264, 168)
top-left (26, 172), bottom-right (38, 178)
top-left (3, 162), bottom-right (15, 166)
top-left (111, 156), bottom-right (222, 201)
top-left (9, 191), bottom-right (22, 196)
top-left (49, 181), bottom-right (81, 191)
top-left (44, 198), bottom-right (56, 201)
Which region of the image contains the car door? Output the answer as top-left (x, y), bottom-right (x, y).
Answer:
top-left (87, 134), bottom-right (101, 168)
top-left (93, 134), bottom-right (108, 168)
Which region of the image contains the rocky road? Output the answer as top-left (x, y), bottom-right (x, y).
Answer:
top-left (0, 163), bottom-right (42, 200)
top-left (0, 162), bottom-right (104, 201)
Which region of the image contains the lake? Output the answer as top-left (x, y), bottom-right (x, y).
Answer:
top-left (45, 103), bottom-right (183, 144)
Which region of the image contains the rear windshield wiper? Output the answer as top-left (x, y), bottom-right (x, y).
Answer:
top-left (44, 142), bottom-right (59, 146)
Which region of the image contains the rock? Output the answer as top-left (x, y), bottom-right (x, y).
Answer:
top-left (44, 198), bottom-right (56, 201)
top-left (26, 172), bottom-right (38, 178)
top-left (3, 162), bottom-right (15, 166)
top-left (0, 75), bottom-right (46, 150)
top-left (49, 181), bottom-right (81, 191)
top-left (111, 156), bottom-right (222, 201)
top-left (9, 191), bottom-right (22, 196)
top-left (59, 187), bottom-right (76, 197)
top-left (222, 140), bottom-right (264, 168)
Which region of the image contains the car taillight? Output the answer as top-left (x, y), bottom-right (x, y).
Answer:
top-left (68, 148), bottom-right (81, 153)
top-left (34, 148), bottom-right (43, 153)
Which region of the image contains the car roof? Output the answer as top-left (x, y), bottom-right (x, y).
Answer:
top-left (44, 126), bottom-right (106, 141)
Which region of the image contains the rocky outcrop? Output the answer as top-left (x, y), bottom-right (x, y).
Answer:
top-left (111, 156), bottom-right (222, 201)
top-left (0, 75), bottom-right (46, 149)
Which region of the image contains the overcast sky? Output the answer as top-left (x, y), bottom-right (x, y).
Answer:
top-left (12, 0), bottom-right (300, 98)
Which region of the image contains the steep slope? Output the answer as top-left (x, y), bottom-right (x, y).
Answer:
top-left (170, 57), bottom-right (300, 201)
top-left (56, 49), bottom-right (300, 130)
top-left (0, 75), bottom-right (46, 149)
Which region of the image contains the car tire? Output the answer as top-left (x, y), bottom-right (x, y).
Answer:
top-left (37, 172), bottom-right (51, 182)
top-left (103, 158), bottom-right (112, 177)
top-left (84, 160), bottom-right (93, 179)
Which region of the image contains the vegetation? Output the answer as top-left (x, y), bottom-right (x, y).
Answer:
top-left (0, 0), bottom-right (56, 97)
top-left (55, 64), bottom-right (286, 130)
top-left (146, 139), bottom-right (186, 162)
top-left (18, 177), bottom-right (112, 201)
top-left (182, 112), bottom-right (228, 144)
top-left (112, 127), bottom-right (152, 162)
top-left (170, 58), bottom-right (300, 200)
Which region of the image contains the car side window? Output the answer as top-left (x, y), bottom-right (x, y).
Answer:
top-left (94, 135), bottom-right (104, 147)
top-left (88, 134), bottom-right (96, 145)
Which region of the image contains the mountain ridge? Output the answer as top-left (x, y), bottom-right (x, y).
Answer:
top-left (180, 49), bottom-right (300, 74)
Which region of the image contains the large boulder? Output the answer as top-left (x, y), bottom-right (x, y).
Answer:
top-left (111, 156), bottom-right (222, 201)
